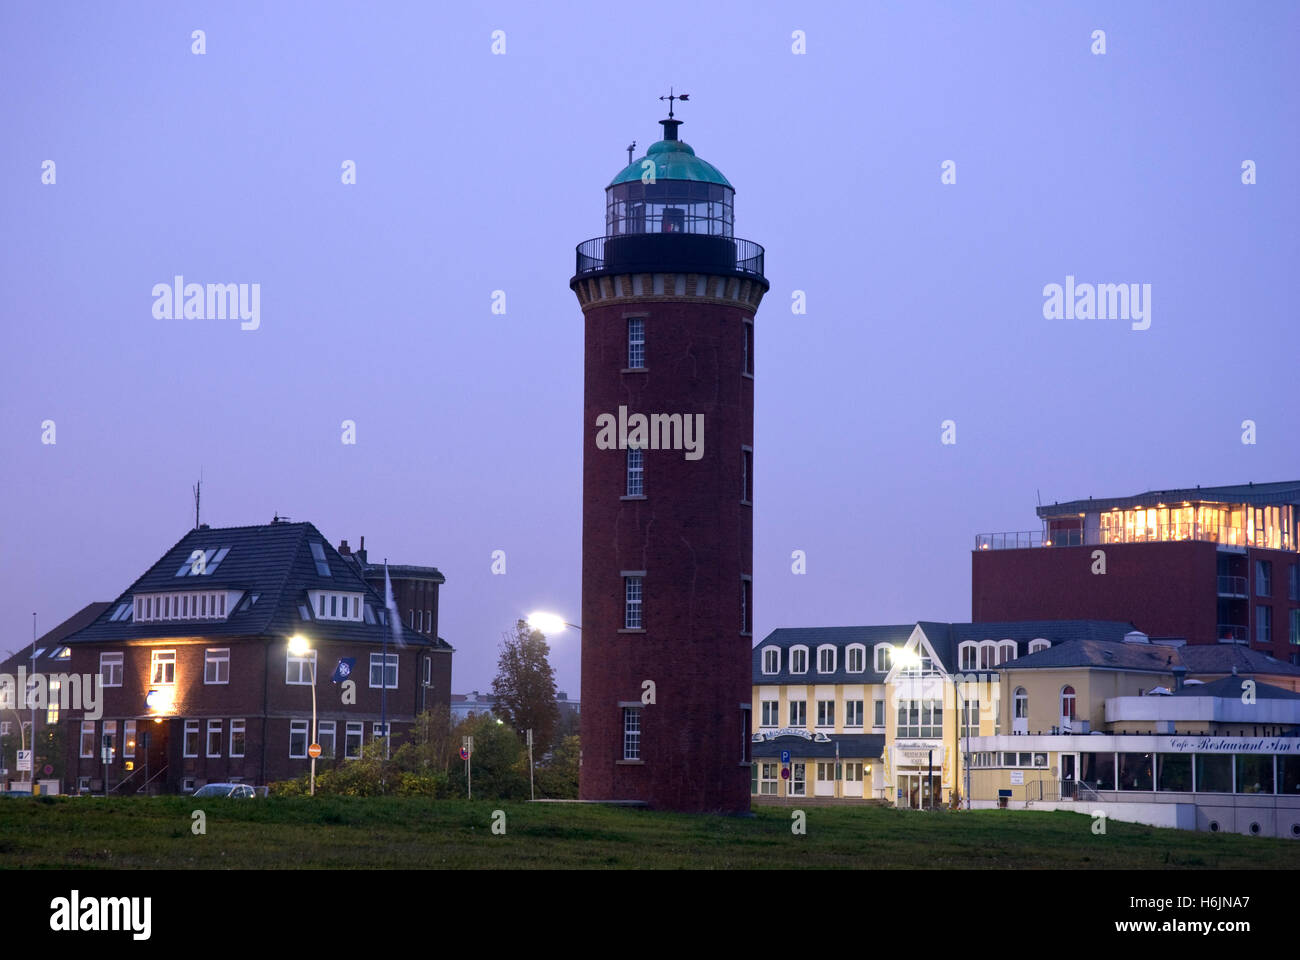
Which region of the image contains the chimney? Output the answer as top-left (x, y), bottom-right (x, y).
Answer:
top-left (1172, 664), bottom-right (1187, 692)
top-left (358, 535), bottom-right (368, 565)
top-left (338, 539), bottom-right (351, 556)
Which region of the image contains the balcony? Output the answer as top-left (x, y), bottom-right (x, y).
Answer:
top-left (573, 234), bottom-right (766, 285)
top-left (1217, 575), bottom-right (1248, 597)
top-left (1216, 624), bottom-right (1248, 643)
top-left (975, 523), bottom-right (1260, 551)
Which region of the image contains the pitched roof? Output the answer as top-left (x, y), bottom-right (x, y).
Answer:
top-left (1006, 638), bottom-right (1300, 676)
top-left (1, 601), bottom-right (112, 672)
top-left (1171, 676), bottom-right (1300, 700)
top-left (65, 521), bottom-right (448, 649)
top-left (754, 625), bottom-right (914, 684)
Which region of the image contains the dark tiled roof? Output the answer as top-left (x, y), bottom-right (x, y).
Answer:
top-left (752, 734), bottom-right (886, 759)
top-left (65, 521), bottom-right (448, 650)
top-left (1038, 479), bottom-right (1300, 518)
top-left (753, 625), bottom-right (914, 684)
top-left (1, 601), bottom-right (112, 672)
top-left (1171, 676), bottom-right (1300, 700)
top-left (753, 620), bottom-right (1137, 683)
top-left (1006, 638), bottom-right (1300, 676)
top-left (1176, 644), bottom-right (1300, 677)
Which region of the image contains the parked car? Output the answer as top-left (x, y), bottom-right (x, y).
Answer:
top-left (192, 782), bottom-right (256, 799)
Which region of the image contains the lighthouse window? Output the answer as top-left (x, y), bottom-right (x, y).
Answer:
top-left (622, 707), bottom-right (641, 760)
top-left (627, 317), bottom-right (645, 369)
top-left (626, 447), bottom-right (644, 496)
top-left (624, 576), bottom-right (643, 629)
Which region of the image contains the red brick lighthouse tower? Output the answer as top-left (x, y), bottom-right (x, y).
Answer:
top-left (570, 96), bottom-right (768, 812)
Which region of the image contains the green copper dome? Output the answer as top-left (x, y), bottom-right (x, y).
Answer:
top-left (609, 137), bottom-right (733, 188)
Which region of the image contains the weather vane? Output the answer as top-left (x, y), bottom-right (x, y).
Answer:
top-left (659, 87), bottom-right (689, 118)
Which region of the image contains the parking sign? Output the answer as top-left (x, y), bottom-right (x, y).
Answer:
top-left (16, 750), bottom-right (32, 772)
top-left (780, 750), bottom-right (790, 764)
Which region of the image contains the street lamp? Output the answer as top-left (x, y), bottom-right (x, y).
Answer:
top-left (525, 611), bottom-right (580, 634)
top-left (288, 634), bottom-right (318, 796)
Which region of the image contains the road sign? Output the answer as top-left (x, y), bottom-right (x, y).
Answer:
top-left (781, 767), bottom-right (790, 779)
top-left (16, 750), bottom-right (32, 772)
top-left (459, 747), bottom-right (469, 760)
top-left (101, 747), bottom-right (113, 764)
top-left (780, 750), bottom-right (790, 764)
top-left (308, 743), bottom-right (322, 758)
top-left (43, 764), bottom-right (52, 775)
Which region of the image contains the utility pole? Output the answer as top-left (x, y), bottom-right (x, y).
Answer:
top-left (528, 729), bottom-right (534, 801)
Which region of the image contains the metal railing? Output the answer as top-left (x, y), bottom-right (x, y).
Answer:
top-left (975, 524), bottom-right (1284, 551)
top-left (574, 234), bottom-right (765, 279)
top-left (1217, 575), bottom-right (1248, 596)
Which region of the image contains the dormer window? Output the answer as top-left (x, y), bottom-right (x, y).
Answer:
top-left (846, 644), bottom-right (866, 673)
top-left (761, 647), bottom-right (779, 675)
top-left (959, 642), bottom-right (978, 671)
top-left (309, 591), bottom-right (364, 622)
top-left (1028, 638), bottom-right (1051, 655)
top-left (817, 645), bottom-right (836, 674)
top-left (999, 640), bottom-right (1017, 664)
top-left (310, 541), bottom-right (332, 577)
top-left (874, 644), bottom-right (892, 673)
top-left (789, 645), bottom-right (809, 674)
top-left (175, 546), bottom-right (230, 577)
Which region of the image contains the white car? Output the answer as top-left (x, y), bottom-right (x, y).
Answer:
top-left (191, 782), bottom-right (256, 798)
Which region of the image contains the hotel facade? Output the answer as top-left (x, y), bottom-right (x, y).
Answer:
top-left (752, 621), bottom-right (1300, 836)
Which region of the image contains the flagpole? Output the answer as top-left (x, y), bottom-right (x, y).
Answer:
top-left (382, 560), bottom-right (390, 764)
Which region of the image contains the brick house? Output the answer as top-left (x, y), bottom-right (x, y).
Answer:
top-left (58, 519), bottom-right (452, 794)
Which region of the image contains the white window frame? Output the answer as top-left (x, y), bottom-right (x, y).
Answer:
top-left (286, 650), bottom-right (317, 685)
top-left (289, 720), bottom-right (309, 758)
top-left (761, 646), bottom-right (780, 675)
top-left (99, 652), bottom-right (124, 688)
top-left (204, 648), bottom-right (230, 685)
top-left (627, 317), bottom-right (646, 369)
top-left (123, 720), bottom-right (136, 758)
top-left (816, 699), bottom-right (835, 728)
top-left (230, 719), bottom-right (246, 758)
top-left (873, 644), bottom-right (891, 673)
top-left (622, 707), bottom-right (641, 760)
top-left (760, 699), bottom-right (779, 727)
top-left (317, 720), bottom-right (336, 759)
top-left (206, 719), bottom-right (223, 758)
top-left (150, 649), bottom-right (176, 685)
top-left (623, 574), bottom-right (644, 630)
top-left (369, 652), bottom-right (399, 689)
top-left (1014, 687), bottom-right (1029, 719)
top-left (873, 697), bottom-right (885, 729)
top-left (999, 640), bottom-right (1017, 664)
top-left (788, 699), bottom-right (807, 727)
top-left (1027, 638), bottom-right (1050, 654)
top-left (80, 721), bottom-right (96, 758)
top-left (958, 641), bottom-right (978, 671)
top-left (626, 446), bottom-right (644, 497)
top-left (183, 720), bottom-right (200, 758)
top-left (344, 721), bottom-right (363, 759)
top-left (845, 699), bottom-right (864, 728)
top-left (816, 644), bottom-right (836, 674)
top-left (789, 645), bottom-right (809, 675)
top-left (759, 761), bottom-right (778, 795)
top-left (845, 644), bottom-right (866, 673)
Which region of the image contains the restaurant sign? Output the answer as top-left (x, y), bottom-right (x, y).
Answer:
top-left (752, 728), bottom-right (832, 742)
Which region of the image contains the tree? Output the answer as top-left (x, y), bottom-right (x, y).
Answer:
top-left (447, 713), bottom-right (529, 800)
top-left (490, 619), bottom-right (561, 755)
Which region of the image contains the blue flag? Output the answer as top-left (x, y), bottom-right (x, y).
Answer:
top-left (331, 657), bottom-right (356, 684)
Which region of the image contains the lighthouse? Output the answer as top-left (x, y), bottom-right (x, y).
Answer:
top-left (571, 96), bottom-right (768, 812)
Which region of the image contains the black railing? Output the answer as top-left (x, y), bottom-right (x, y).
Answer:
top-left (574, 234), bottom-right (765, 281)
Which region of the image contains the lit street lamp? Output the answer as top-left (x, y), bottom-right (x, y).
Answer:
top-left (525, 611), bottom-right (581, 634)
top-left (288, 634), bottom-right (318, 796)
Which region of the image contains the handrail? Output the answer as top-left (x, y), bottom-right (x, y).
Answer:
top-left (135, 763), bottom-right (168, 794)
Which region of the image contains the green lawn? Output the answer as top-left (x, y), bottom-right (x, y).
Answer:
top-left (0, 795), bottom-right (1296, 869)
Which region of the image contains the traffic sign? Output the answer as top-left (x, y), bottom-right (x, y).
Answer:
top-left (780, 750), bottom-right (790, 764)
top-left (459, 747), bottom-right (469, 760)
top-left (43, 764), bottom-right (52, 775)
top-left (308, 743), bottom-right (322, 758)
top-left (16, 750), bottom-right (32, 772)
top-left (781, 767), bottom-right (790, 779)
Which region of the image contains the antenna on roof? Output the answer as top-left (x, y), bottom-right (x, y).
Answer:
top-left (1036, 488), bottom-right (1041, 507)
top-left (193, 473), bottom-right (202, 530)
top-left (626, 139), bottom-right (636, 165)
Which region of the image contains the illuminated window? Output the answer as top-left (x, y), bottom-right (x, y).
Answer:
top-left (47, 681), bottom-right (59, 724)
top-left (150, 650), bottom-right (176, 685)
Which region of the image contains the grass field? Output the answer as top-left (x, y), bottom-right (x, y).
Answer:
top-left (0, 795), bottom-right (1297, 869)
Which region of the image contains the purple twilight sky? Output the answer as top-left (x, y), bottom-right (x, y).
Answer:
top-left (2, 1), bottom-right (1297, 695)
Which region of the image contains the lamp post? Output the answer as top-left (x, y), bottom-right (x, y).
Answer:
top-left (289, 635), bottom-right (317, 796)
top-left (525, 612), bottom-right (581, 633)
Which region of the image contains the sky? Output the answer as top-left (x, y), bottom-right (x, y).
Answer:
top-left (2, 1), bottom-right (1297, 695)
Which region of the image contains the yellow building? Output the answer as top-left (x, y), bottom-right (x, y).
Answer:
top-left (753, 622), bottom-right (1300, 835)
